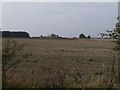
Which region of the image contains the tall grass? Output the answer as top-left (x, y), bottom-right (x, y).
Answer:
top-left (2, 39), bottom-right (33, 88)
top-left (2, 38), bottom-right (119, 88)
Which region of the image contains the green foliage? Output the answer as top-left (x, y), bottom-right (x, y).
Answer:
top-left (115, 23), bottom-right (120, 34)
top-left (113, 22), bottom-right (120, 53)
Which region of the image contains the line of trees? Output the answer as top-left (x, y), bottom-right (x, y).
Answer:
top-left (1, 31), bottom-right (92, 39)
top-left (1, 31), bottom-right (30, 38)
top-left (36, 33), bottom-right (91, 39)
top-left (32, 33), bottom-right (92, 39)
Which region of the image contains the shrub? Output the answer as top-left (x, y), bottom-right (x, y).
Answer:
top-left (2, 39), bottom-right (32, 88)
top-left (79, 34), bottom-right (86, 38)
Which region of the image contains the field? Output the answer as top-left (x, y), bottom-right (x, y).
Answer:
top-left (2, 38), bottom-right (119, 88)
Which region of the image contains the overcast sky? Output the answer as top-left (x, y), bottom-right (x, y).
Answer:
top-left (2, 2), bottom-right (118, 37)
top-left (1, 0), bottom-right (118, 2)
top-left (0, 2), bottom-right (2, 29)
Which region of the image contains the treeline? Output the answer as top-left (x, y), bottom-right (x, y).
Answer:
top-left (34, 33), bottom-right (91, 39)
top-left (1, 31), bottom-right (30, 38)
top-left (0, 31), bottom-right (91, 39)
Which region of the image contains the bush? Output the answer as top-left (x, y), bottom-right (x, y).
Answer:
top-left (79, 34), bottom-right (86, 38)
top-left (87, 36), bottom-right (91, 39)
top-left (2, 39), bottom-right (32, 88)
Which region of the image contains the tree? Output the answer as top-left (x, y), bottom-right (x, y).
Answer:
top-left (79, 34), bottom-right (86, 38)
top-left (87, 35), bottom-right (91, 39)
top-left (51, 34), bottom-right (56, 37)
top-left (106, 30), bottom-right (113, 39)
top-left (40, 35), bottom-right (43, 38)
top-left (1, 31), bottom-right (30, 38)
top-left (108, 22), bottom-right (120, 88)
top-left (114, 22), bottom-right (120, 53)
top-left (50, 33), bottom-right (59, 38)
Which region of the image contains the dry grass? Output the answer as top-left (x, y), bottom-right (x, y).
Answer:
top-left (2, 38), bottom-right (118, 88)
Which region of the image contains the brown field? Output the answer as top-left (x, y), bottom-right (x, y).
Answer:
top-left (2, 38), bottom-right (119, 88)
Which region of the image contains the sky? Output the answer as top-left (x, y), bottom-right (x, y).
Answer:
top-left (0, 2), bottom-right (2, 29)
top-left (2, 2), bottom-right (118, 37)
top-left (118, 1), bottom-right (120, 22)
top-left (1, 0), bottom-right (119, 2)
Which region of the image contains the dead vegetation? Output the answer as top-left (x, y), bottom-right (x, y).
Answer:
top-left (2, 38), bottom-right (119, 88)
